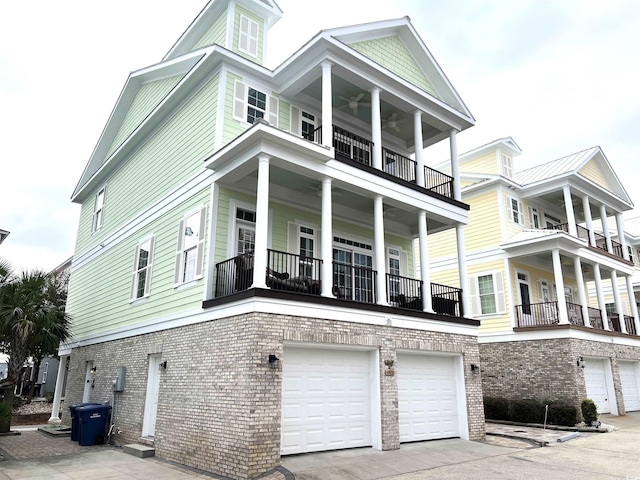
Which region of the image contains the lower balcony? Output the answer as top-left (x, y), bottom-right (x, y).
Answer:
top-left (211, 250), bottom-right (463, 317)
top-left (515, 301), bottom-right (637, 335)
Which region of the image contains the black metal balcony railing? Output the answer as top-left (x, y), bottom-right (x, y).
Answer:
top-left (311, 125), bottom-right (454, 198)
top-left (587, 307), bottom-right (604, 330)
top-left (431, 282), bottom-right (463, 317)
top-left (332, 261), bottom-right (377, 304)
top-left (386, 273), bottom-right (422, 309)
top-left (543, 223), bottom-right (625, 261)
top-left (625, 315), bottom-right (637, 335)
top-left (608, 313), bottom-right (622, 333)
top-left (267, 249), bottom-right (323, 295)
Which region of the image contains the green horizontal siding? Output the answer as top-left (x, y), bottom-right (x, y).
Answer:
top-left (67, 188), bottom-right (210, 340)
top-left (106, 74), bottom-right (185, 159)
top-left (349, 36), bottom-right (438, 98)
top-left (193, 6), bottom-right (228, 49)
top-left (75, 73), bottom-right (219, 256)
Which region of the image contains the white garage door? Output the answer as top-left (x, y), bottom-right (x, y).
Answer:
top-left (397, 354), bottom-right (460, 442)
top-left (619, 361), bottom-right (640, 412)
top-left (281, 347), bottom-right (372, 455)
top-left (584, 358), bottom-right (611, 414)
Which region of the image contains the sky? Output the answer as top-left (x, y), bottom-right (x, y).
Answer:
top-left (1, 0), bottom-right (639, 273)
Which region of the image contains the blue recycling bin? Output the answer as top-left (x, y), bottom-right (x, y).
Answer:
top-left (77, 404), bottom-right (112, 446)
top-left (69, 403), bottom-right (103, 442)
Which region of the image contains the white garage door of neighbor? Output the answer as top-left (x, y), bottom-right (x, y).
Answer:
top-left (619, 361), bottom-right (640, 412)
top-left (281, 348), bottom-right (372, 455)
top-left (397, 354), bottom-right (460, 442)
top-left (584, 358), bottom-right (611, 414)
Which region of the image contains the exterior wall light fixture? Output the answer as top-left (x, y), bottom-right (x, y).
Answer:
top-left (268, 354), bottom-right (280, 369)
top-left (577, 356), bottom-right (585, 368)
top-left (470, 364), bottom-right (480, 373)
top-left (159, 361), bottom-right (167, 370)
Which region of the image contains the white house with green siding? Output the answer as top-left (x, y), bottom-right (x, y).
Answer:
top-left (56, 0), bottom-right (483, 478)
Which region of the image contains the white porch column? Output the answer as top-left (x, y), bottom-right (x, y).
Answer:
top-left (563, 185), bottom-right (577, 237)
top-left (370, 87), bottom-right (382, 170)
top-left (449, 130), bottom-right (461, 201)
top-left (48, 354), bottom-right (68, 424)
top-left (552, 249), bottom-right (569, 324)
top-left (252, 155), bottom-right (270, 288)
top-left (456, 224), bottom-right (468, 316)
top-left (611, 270), bottom-right (626, 333)
top-left (321, 61), bottom-right (333, 149)
top-left (600, 204), bottom-right (613, 253)
top-left (593, 263), bottom-right (610, 330)
top-left (582, 195), bottom-right (595, 247)
top-left (418, 211), bottom-right (433, 312)
top-left (414, 111), bottom-right (425, 188)
top-left (625, 274), bottom-right (640, 334)
top-left (573, 257), bottom-right (590, 327)
top-left (615, 212), bottom-right (629, 260)
top-left (321, 178), bottom-right (334, 297)
top-left (374, 195), bottom-right (387, 305)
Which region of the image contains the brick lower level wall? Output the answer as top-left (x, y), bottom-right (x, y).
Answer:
top-left (66, 313), bottom-right (484, 479)
top-left (479, 337), bottom-right (640, 418)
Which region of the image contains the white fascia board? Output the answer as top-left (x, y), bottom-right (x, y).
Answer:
top-left (479, 328), bottom-right (640, 347)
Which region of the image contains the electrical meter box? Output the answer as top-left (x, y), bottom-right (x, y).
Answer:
top-left (113, 366), bottom-right (126, 392)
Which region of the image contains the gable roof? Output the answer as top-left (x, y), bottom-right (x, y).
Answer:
top-left (516, 146), bottom-right (598, 185)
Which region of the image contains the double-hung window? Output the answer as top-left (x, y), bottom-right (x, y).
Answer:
top-left (509, 197), bottom-right (524, 225)
top-left (236, 208), bottom-right (256, 255)
top-left (470, 271), bottom-right (505, 316)
top-left (131, 236), bottom-right (155, 300)
top-left (233, 80), bottom-right (278, 126)
top-left (174, 207), bottom-right (206, 285)
top-left (92, 186), bottom-right (106, 232)
top-left (247, 88), bottom-right (267, 124)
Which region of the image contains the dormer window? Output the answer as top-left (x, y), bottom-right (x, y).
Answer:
top-left (239, 14), bottom-right (259, 57)
top-left (502, 154), bottom-right (513, 178)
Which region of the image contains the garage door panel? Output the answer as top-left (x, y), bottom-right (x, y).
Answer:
top-left (281, 348), bottom-right (372, 455)
top-left (619, 361), bottom-right (640, 412)
top-left (584, 359), bottom-right (611, 414)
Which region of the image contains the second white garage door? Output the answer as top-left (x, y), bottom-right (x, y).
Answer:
top-left (619, 361), bottom-right (640, 412)
top-left (397, 354), bottom-right (460, 442)
top-left (584, 358), bottom-right (611, 414)
top-left (281, 347), bottom-right (372, 455)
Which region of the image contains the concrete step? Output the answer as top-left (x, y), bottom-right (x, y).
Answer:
top-left (123, 443), bottom-right (155, 458)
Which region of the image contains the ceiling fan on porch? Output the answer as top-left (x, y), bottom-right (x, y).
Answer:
top-left (338, 93), bottom-right (370, 115)
top-left (382, 112), bottom-right (405, 132)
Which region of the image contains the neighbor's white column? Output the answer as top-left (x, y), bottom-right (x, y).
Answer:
top-left (563, 186), bottom-right (577, 237)
top-left (321, 61), bottom-right (333, 149)
top-left (48, 354), bottom-right (68, 424)
top-left (615, 212), bottom-right (628, 260)
top-left (582, 196), bottom-right (595, 246)
top-left (374, 195), bottom-right (387, 305)
top-left (573, 257), bottom-right (590, 327)
top-left (456, 224), bottom-right (468, 316)
top-left (418, 211), bottom-right (433, 312)
top-left (414, 111), bottom-right (425, 187)
top-left (611, 270), bottom-right (626, 333)
top-left (552, 249), bottom-right (569, 324)
top-left (321, 177), bottom-right (334, 297)
top-left (252, 155), bottom-right (270, 288)
top-left (370, 87), bottom-right (382, 170)
top-left (625, 274), bottom-right (640, 334)
top-left (593, 263), bottom-right (609, 330)
top-left (600, 204), bottom-right (613, 253)
top-left (450, 130), bottom-right (461, 201)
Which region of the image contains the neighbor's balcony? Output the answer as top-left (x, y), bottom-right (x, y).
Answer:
top-left (213, 250), bottom-right (463, 317)
top-left (544, 223), bottom-right (625, 260)
top-left (515, 301), bottom-right (637, 335)
top-left (308, 125), bottom-right (454, 199)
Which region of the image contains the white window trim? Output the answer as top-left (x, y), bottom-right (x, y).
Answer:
top-left (227, 200), bottom-right (272, 258)
top-left (508, 196), bottom-right (525, 226)
top-left (92, 185), bottom-right (107, 233)
top-left (232, 79), bottom-right (278, 126)
top-left (130, 235), bottom-right (155, 302)
top-left (501, 153), bottom-right (513, 178)
top-left (174, 206), bottom-right (207, 287)
top-left (468, 270), bottom-right (506, 317)
top-left (238, 14), bottom-right (259, 57)
top-left (529, 207), bottom-right (541, 229)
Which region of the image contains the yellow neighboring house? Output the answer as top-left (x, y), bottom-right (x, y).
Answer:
top-left (429, 137), bottom-right (640, 417)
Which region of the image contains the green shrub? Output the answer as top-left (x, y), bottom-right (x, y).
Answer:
top-left (510, 398), bottom-right (544, 423)
top-left (483, 397), bottom-right (510, 421)
top-left (546, 403), bottom-right (578, 426)
top-left (581, 399), bottom-right (598, 424)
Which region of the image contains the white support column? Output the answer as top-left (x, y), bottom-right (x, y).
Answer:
top-left (593, 263), bottom-right (610, 330)
top-left (611, 270), bottom-right (626, 333)
top-left (552, 249), bottom-right (569, 324)
top-left (600, 204), bottom-right (613, 253)
top-left (321, 177), bottom-right (334, 297)
top-left (456, 224), bottom-right (468, 316)
top-left (563, 185), bottom-right (577, 237)
top-left (374, 195), bottom-right (387, 305)
top-left (573, 257), bottom-right (590, 327)
top-left (48, 354), bottom-right (68, 424)
top-left (625, 274), bottom-right (640, 334)
top-left (252, 155), bottom-right (270, 288)
top-left (418, 211), bottom-right (433, 313)
top-left (321, 61), bottom-right (333, 149)
top-left (450, 130), bottom-right (461, 201)
top-left (615, 212), bottom-right (629, 260)
top-left (370, 87), bottom-right (382, 170)
top-left (582, 195), bottom-right (595, 247)
top-left (414, 111), bottom-right (425, 188)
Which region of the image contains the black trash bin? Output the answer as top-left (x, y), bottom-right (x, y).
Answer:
top-left (77, 404), bottom-right (112, 446)
top-left (69, 402), bottom-right (103, 442)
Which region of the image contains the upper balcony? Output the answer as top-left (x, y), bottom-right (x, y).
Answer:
top-left (544, 223), bottom-right (625, 262)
